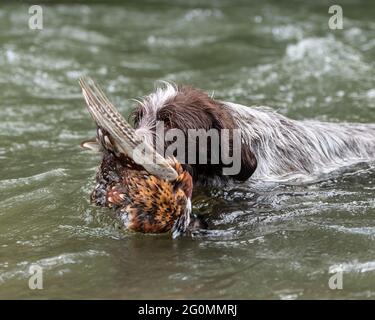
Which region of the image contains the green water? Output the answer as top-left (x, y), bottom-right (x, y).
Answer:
top-left (1, 0), bottom-right (375, 299)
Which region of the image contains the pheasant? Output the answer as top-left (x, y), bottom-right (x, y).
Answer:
top-left (79, 78), bottom-right (197, 238)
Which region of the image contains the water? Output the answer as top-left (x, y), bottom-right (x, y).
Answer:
top-left (0, 0), bottom-right (375, 299)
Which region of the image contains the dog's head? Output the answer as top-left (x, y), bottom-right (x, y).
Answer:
top-left (132, 83), bottom-right (257, 182)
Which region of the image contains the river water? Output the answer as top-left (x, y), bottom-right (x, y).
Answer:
top-left (0, 0), bottom-right (374, 299)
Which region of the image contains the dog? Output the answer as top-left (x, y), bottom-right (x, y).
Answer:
top-left (132, 82), bottom-right (375, 183)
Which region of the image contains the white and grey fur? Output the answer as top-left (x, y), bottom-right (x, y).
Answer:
top-left (132, 82), bottom-right (375, 183)
top-left (227, 101), bottom-right (375, 180)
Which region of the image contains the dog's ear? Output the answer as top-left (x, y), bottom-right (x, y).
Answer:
top-left (156, 86), bottom-right (259, 182)
top-left (235, 144), bottom-right (258, 181)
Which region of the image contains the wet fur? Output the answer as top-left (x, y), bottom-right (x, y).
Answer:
top-left (132, 83), bottom-right (375, 183)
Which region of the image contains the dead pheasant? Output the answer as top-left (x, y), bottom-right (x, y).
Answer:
top-left (79, 78), bottom-right (195, 238)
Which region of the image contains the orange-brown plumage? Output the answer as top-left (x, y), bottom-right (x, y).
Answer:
top-left (105, 156), bottom-right (192, 234)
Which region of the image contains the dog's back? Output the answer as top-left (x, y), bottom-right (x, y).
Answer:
top-left (226, 101), bottom-right (375, 180)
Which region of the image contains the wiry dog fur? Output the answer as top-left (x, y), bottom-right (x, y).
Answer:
top-left (132, 82), bottom-right (375, 183)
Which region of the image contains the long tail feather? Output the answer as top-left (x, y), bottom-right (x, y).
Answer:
top-left (79, 77), bottom-right (178, 181)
